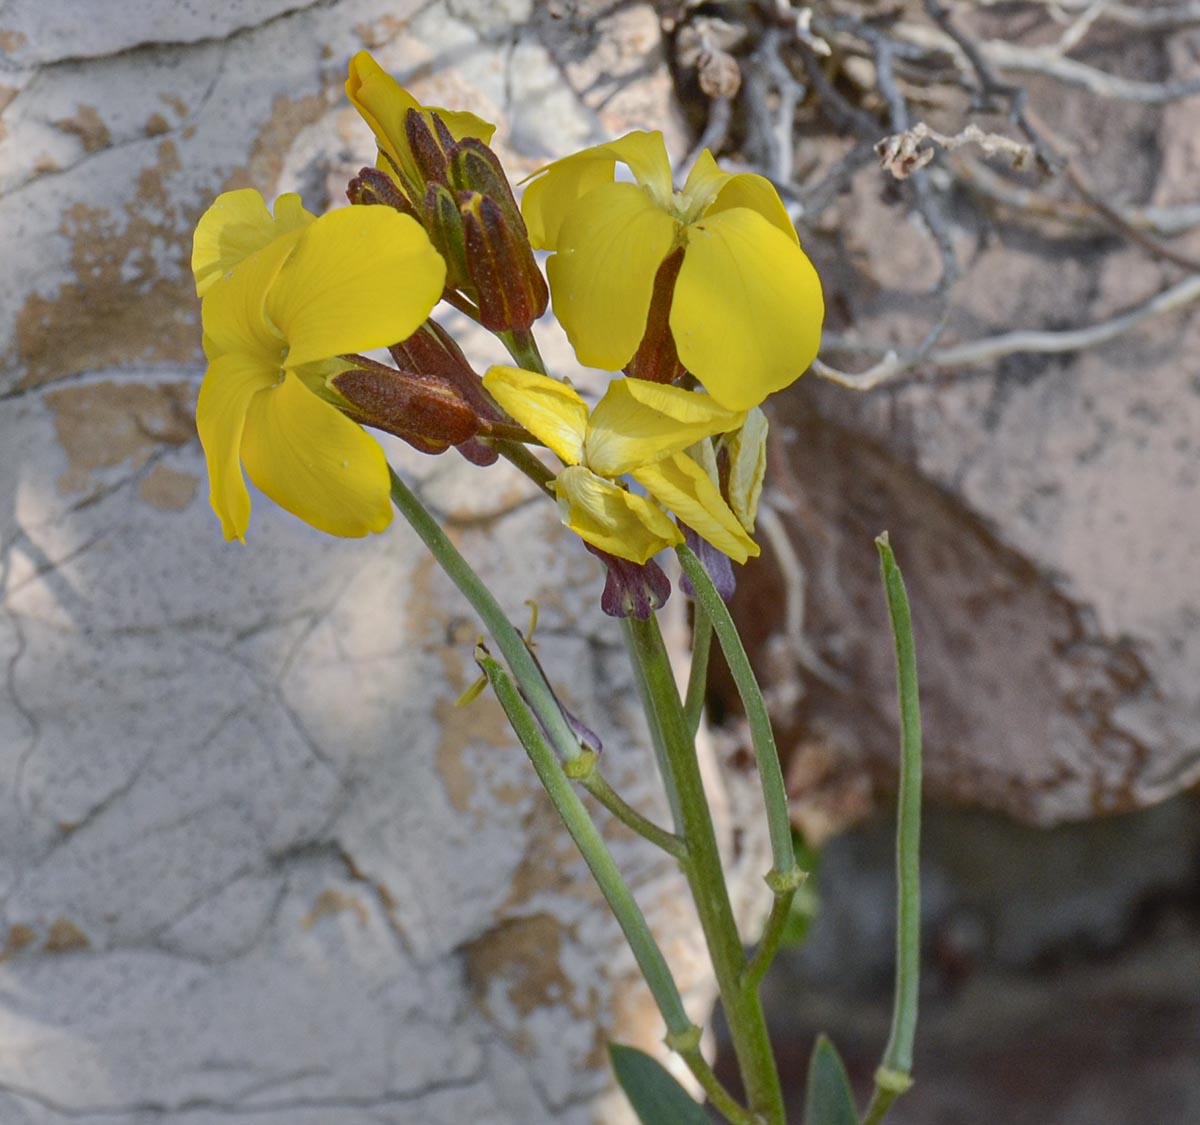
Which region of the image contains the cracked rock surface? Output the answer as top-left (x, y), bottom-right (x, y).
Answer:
top-left (0, 3), bottom-right (750, 1122)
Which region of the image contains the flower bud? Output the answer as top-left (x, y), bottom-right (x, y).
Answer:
top-left (459, 190), bottom-right (549, 331)
top-left (404, 108), bottom-right (453, 188)
top-left (585, 543), bottom-right (672, 620)
top-left (390, 319), bottom-right (505, 466)
top-left (423, 182), bottom-right (473, 294)
top-left (333, 364), bottom-right (480, 454)
top-left (346, 166), bottom-right (420, 221)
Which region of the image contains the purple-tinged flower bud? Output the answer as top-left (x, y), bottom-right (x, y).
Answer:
top-left (624, 248), bottom-right (685, 385)
top-left (585, 543), bottom-right (672, 620)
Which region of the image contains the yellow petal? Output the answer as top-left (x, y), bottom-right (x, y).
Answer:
top-left (722, 406), bottom-right (768, 531)
top-left (240, 371), bottom-right (393, 538)
top-left (482, 366), bottom-right (587, 465)
top-left (546, 182), bottom-right (677, 372)
top-left (521, 131), bottom-right (673, 249)
top-left (633, 453), bottom-right (759, 564)
top-left (705, 172), bottom-right (798, 244)
top-left (584, 378), bottom-right (743, 477)
top-left (201, 228), bottom-right (300, 363)
top-left (680, 149), bottom-right (732, 217)
top-left (432, 106), bottom-right (497, 146)
top-left (346, 51), bottom-right (423, 184)
top-left (686, 435), bottom-right (720, 485)
top-left (192, 189), bottom-right (316, 297)
top-left (195, 351), bottom-right (279, 542)
top-left (555, 465), bottom-right (681, 564)
top-left (346, 51), bottom-right (493, 188)
top-left (267, 206), bottom-right (445, 368)
top-left (671, 208), bottom-right (823, 411)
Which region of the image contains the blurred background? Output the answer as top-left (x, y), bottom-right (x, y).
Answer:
top-left (1, 1), bottom-right (1197, 1122)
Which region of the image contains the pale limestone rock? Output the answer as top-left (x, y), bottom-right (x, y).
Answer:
top-left (0, 3), bottom-right (763, 1123)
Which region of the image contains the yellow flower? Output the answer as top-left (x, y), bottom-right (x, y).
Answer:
top-left (521, 133), bottom-right (824, 411)
top-left (483, 367), bottom-right (760, 565)
top-left (193, 190), bottom-right (446, 541)
top-left (345, 50), bottom-right (495, 195)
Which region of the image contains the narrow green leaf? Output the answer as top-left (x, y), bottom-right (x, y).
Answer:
top-left (609, 1043), bottom-right (712, 1125)
top-left (804, 1035), bottom-right (858, 1125)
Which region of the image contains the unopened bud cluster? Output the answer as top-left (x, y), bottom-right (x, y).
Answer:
top-left (349, 111), bottom-right (547, 333)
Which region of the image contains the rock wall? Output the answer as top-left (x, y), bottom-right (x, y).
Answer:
top-left (0, 3), bottom-right (766, 1122)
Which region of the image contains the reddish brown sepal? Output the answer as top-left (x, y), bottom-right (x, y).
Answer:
top-left (405, 108), bottom-right (452, 187)
top-left (347, 167), bottom-right (420, 221)
top-left (459, 191), bottom-right (549, 331)
top-left (333, 365), bottom-right (480, 454)
top-left (624, 247), bottom-right (686, 385)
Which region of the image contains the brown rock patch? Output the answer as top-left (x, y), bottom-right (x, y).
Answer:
top-left (45, 380), bottom-right (195, 495)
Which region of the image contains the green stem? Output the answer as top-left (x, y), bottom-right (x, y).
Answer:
top-left (861, 533), bottom-right (923, 1125)
top-left (494, 438), bottom-right (556, 494)
top-left (743, 878), bottom-right (803, 993)
top-left (499, 327), bottom-right (548, 374)
top-left (676, 546), bottom-right (799, 887)
top-left (624, 614), bottom-right (785, 1125)
top-left (624, 615), bottom-right (686, 837)
top-left (678, 1046), bottom-right (758, 1125)
top-left (475, 645), bottom-right (696, 1041)
top-left (683, 604), bottom-right (713, 739)
top-left (579, 768), bottom-right (688, 862)
top-left (388, 466), bottom-right (581, 765)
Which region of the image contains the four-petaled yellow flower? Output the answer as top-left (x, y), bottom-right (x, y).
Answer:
top-left (483, 367), bottom-right (760, 565)
top-left (192, 188), bottom-right (446, 541)
top-left (521, 132), bottom-right (824, 411)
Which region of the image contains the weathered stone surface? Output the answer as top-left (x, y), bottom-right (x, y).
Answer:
top-left (719, 22), bottom-right (1200, 827)
top-left (0, 3), bottom-right (759, 1122)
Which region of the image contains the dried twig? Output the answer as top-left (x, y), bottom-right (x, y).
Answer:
top-left (814, 273), bottom-right (1200, 388)
top-left (877, 122), bottom-right (1035, 179)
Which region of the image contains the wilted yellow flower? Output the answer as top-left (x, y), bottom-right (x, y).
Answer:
top-left (192, 190), bottom-right (446, 541)
top-left (522, 132), bottom-right (824, 411)
top-left (483, 367), bottom-right (759, 565)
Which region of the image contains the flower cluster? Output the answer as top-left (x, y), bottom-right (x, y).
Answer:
top-left (190, 50), bottom-right (824, 607)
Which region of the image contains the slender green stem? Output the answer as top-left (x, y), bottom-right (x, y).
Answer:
top-left (494, 438), bottom-right (556, 494)
top-left (743, 878), bottom-right (803, 993)
top-left (388, 466), bottom-right (581, 765)
top-left (676, 546), bottom-right (799, 886)
top-left (678, 1047), bottom-right (758, 1125)
top-left (683, 604), bottom-right (713, 739)
top-left (475, 646), bottom-right (696, 1041)
top-left (499, 327), bottom-right (548, 374)
top-left (580, 769), bottom-right (688, 862)
top-left (861, 533), bottom-right (923, 1125)
top-left (624, 617), bottom-right (686, 836)
top-left (624, 615), bottom-right (785, 1125)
